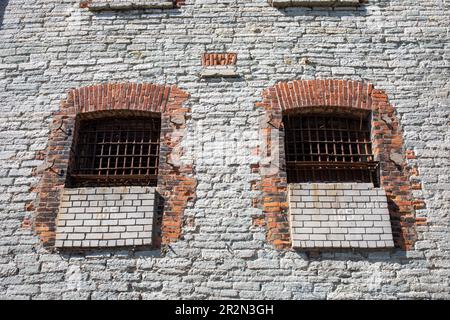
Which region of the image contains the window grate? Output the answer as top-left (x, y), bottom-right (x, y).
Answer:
top-left (69, 117), bottom-right (161, 187)
top-left (283, 114), bottom-right (379, 185)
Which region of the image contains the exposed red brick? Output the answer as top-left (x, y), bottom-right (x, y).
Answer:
top-left (175, 0), bottom-right (185, 7)
top-left (409, 167), bottom-right (419, 176)
top-left (412, 200), bottom-right (426, 210)
top-left (202, 53), bottom-right (237, 66)
top-left (25, 202), bottom-right (34, 211)
top-left (411, 183), bottom-right (422, 190)
top-left (35, 150), bottom-right (46, 161)
top-left (33, 83), bottom-right (195, 247)
top-left (252, 215), bottom-right (266, 227)
top-left (415, 217), bottom-right (427, 226)
top-left (257, 79), bottom-right (422, 251)
top-left (250, 163), bottom-right (260, 174)
top-left (79, 0), bottom-right (92, 9)
top-left (22, 218), bottom-right (32, 230)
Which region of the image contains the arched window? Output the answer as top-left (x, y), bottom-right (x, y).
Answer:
top-left (283, 112), bottom-right (379, 186)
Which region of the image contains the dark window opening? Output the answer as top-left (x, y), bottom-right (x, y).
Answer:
top-left (283, 113), bottom-right (379, 186)
top-left (67, 116), bottom-right (161, 187)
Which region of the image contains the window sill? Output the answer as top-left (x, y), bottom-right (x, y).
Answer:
top-left (268, 0), bottom-right (361, 8)
top-left (81, 1), bottom-right (176, 11)
top-left (199, 67), bottom-right (239, 79)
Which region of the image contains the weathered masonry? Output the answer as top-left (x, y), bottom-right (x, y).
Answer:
top-left (35, 83), bottom-right (195, 248)
top-left (0, 0), bottom-right (448, 300)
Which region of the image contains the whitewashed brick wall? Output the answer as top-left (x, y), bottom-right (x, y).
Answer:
top-left (289, 183), bottom-right (395, 249)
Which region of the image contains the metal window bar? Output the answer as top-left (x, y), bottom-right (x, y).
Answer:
top-left (283, 114), bottom-right (379, 186)
top-left (69, 117), bottom-right (161, 187)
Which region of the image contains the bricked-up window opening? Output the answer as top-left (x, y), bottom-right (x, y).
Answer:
top-left (68, 116), bottom-right (161, 187)
top-left (283, 113), bottom-right (380, 186)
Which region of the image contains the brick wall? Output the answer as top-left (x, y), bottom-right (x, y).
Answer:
top-left (0, 0), bottom-right (447, 300)
top-left (200, 53), bottom-right (238, 78)
top-left (202, 53), bottom-right (237, 67)
top-left (55, 186), bottom-right (156, 248)
top-left (34, 83), bottom-right (195, 247)
top-left (257, 79), bottom-right (424, 250)
top-left (289, 183), bottom-right (394, 249)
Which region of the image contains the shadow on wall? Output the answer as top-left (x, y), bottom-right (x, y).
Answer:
top-left (152, 192), bottom-right (165, 249)
top-left (85, 5), bottom-right (183, 19)
top-left (0, 0), bottom-right (8, 29)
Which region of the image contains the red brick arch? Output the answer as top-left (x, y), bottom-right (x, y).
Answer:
top-left (34, 83), bottom-right (196, 248)
top-left (256, 79), bottom-right (423, 250)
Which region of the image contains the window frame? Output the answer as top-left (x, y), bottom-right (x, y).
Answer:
top-left (67, 115), bottom-right (162, 188)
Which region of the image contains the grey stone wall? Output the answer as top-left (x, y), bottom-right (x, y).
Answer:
top-left (85, 1), bottom-right (176, 11)
top-left (289, 183), bottom-right (394, 249)
top-left (56, 186), bottom-right (155, 248)
top-left (0, 0), bottom-right (449, 300)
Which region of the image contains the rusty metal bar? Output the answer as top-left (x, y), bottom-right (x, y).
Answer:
top-left (69, 117), bottom-right (161, 187)
top-left (283, 113), bottom-right (378, 185)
